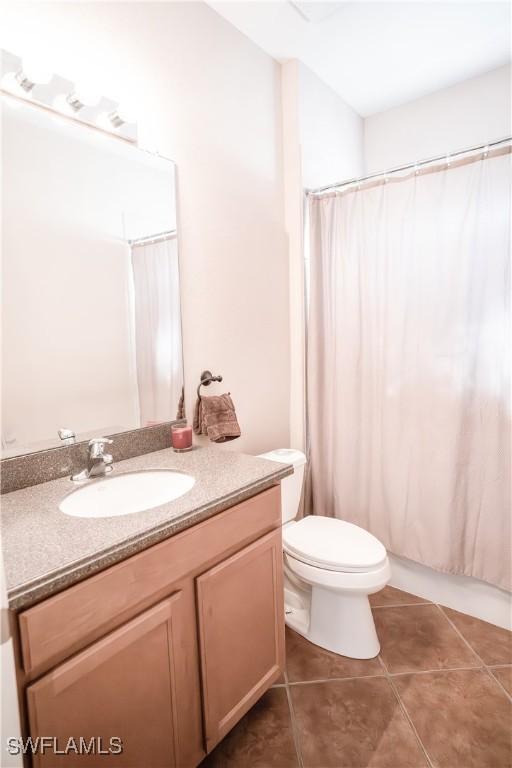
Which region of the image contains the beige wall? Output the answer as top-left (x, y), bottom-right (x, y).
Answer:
top-left (298, 62), bottom-right (364, 190)
top-left (364, 64), bottom-right (511, 173)
top-left (0, 1), bottom-right (290, 455)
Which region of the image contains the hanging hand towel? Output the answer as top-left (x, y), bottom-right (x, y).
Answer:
top-left (176, 386), bottom-right (186, 421)
top-left (193, 393), bottom-right (241, 443)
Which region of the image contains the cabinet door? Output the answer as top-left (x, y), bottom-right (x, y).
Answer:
top-left (27, 594), bottom-right (182, 768)
top-left (197, 529), bottom-right (285, 752)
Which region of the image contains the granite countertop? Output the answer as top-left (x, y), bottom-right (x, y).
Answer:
top-left (1, 447), bottom-right (293, 610)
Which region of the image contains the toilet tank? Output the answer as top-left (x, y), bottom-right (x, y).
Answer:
top-left (257, 449), bottom-right (307, 523)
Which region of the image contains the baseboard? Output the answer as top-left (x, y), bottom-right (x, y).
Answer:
top-left (388, 554), bottom-right (511, 630)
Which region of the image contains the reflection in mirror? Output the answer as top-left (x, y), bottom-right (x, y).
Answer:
top-left (1, 96), bottom-right (184, 458)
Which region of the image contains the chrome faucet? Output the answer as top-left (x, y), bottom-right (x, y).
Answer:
top-left (71, 438), bottom-right (114, 482)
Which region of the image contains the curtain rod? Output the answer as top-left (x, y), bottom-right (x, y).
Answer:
top-left (129, 229), bottom-right (177, 247)
top-left (306, 136), bottom-right (512, 196)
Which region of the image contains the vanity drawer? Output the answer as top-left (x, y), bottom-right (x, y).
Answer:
top-left (18, 485), bottom-right (281, 676)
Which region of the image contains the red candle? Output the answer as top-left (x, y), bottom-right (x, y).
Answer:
top-left (171, 424), bottom-right (193, 450)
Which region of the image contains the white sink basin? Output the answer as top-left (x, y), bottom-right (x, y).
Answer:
top-left (60, 470), bottom-right (195, 519)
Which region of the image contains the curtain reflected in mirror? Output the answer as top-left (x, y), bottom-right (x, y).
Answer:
top-left (131, 235), bottom-right (184, 427)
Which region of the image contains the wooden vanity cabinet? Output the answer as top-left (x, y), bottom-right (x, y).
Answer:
top-left (16, 485), bottom-right (284, 768)
top-left (197, 529), bottom-right (284, 752)
top-left (26, 594), bottom-right (184, 768)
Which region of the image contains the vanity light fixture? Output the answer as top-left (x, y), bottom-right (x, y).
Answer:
top-left (0, 48), bottom-right (138, 143)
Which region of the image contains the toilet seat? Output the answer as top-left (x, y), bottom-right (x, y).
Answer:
top-left (284, 551), bottom-right (391, 594)
top-left (283, 516), bottom-right (387, 573)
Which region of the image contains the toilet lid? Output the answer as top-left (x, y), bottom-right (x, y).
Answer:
top-left (283, 516), bottom-right (387, 572)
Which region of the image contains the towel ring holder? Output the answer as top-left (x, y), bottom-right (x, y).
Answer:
top-left (197, 370), bottom-right (223, 400)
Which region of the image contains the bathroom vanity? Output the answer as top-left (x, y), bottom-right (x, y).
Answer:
top-left (2, 448), bottom-right (292, 767)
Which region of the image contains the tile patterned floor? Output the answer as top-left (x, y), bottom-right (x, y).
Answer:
top-left (202, 586), bottom-right (512, 768)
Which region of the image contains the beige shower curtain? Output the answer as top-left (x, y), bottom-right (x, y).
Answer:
top-left (307, 147), bottom-right (511, 590)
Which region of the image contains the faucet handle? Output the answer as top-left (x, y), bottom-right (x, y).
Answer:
top-left (88, 437), bottom-right (113, 457)
top-left (58, 428), bottom-right (76, 442)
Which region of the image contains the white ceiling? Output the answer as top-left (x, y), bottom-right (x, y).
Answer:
top-left (207, 1), bottom-right (512, 116)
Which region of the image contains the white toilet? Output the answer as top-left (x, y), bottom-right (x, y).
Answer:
top-left (258, 449), bottom-right (391, 659)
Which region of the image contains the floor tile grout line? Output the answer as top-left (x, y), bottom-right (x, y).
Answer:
top-left (434, 603), bottom-right (512, 702)
top-left (283, 664), bottom-right (304, 768)
top-left (377, 655), bottom-right (435, 768)
top-left (388, 663), bottom-right (482, 677)
top-left (371, 601), bottom-right (432, 609)
top-left (488, 663), bottom-right (512, 670)
top-left (284, 677), bottom-right (305, 768)
top-left (286, 672), bottom-right (385, 686)
top-left (430, 604), bottom-right (506, 689)
top-left (434, 603), bottom-right (487, 666)
top-left (387, 677), bottom-right (435, 768)
top-left (283, 665), bottom-right (305, 768)
top-left (285, 664), bottom-right (487, 683)
top-left (435, 603), bottom-right (512, 681)
top-left (487, 667), bottom-right (512, 703)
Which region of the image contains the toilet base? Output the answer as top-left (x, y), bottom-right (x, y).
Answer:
top-left (309, 586), bottom-right (380, 658)
top-left (285, 585), bottom-right (380, 659)
top-left (284, 559), bottom-right (389, 659)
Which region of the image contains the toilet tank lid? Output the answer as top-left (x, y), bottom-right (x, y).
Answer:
top-left (257, 449), bottom-right (306, 469)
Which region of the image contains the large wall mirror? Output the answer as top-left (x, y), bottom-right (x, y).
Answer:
top-left (1, 96), bottom-right (184, 459)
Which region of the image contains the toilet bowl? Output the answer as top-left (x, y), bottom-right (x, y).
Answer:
top-left (257, 449), bottom-right (390, 659)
